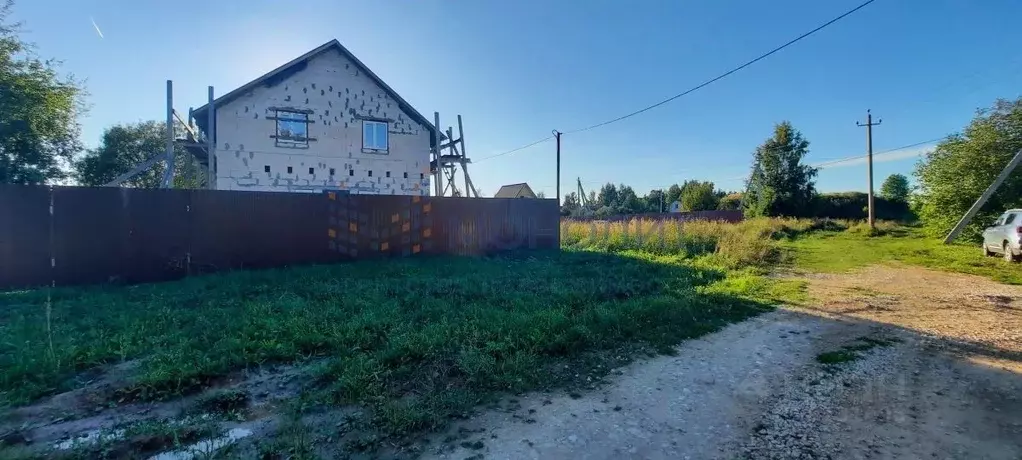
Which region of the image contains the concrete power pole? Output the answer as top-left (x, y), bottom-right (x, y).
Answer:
top-left (944, 147), bottom-right (1022, 244)
top-left (553, 130), bottom-right (562, 206)
top-left (857, 110), bottom-right (882, 229)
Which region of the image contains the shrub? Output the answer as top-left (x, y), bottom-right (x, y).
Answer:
top-left (812, 192), bottom-right (914, 221)
top-left (560, 217), bottom-right (816, 267)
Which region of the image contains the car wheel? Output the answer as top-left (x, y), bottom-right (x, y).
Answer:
top-left (984, 244), bottom-right (994, 257)
top-left (1004, 242), bottom-right (1018, 262)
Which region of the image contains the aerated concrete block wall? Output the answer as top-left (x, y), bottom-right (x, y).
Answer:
top-left (213, 48), bottom-right (432, 195)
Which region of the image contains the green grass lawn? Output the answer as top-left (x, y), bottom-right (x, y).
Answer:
top-left (0, 250), bottom-right (783, 436)
top-left (779, 224), bottom-right (1022, 284)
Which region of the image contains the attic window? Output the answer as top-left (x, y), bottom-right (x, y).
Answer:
top-left (274, 110), bottom-right (310, 147)
top-left (362, 120), bottom-right (388, 152)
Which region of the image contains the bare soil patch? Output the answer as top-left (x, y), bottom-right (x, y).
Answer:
top-left (801, 264), bottom-right (1022, 370)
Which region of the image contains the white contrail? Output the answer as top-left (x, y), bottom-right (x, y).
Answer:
top-left (90, 17), bottom-right (104, 38)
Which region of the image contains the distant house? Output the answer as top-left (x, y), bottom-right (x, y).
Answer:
top-left (669, 200), bottom-right (683, 213)
top-left (191, 39), bottom-right (442, 195)
top-left (494, 183), bottom-right (538, 199)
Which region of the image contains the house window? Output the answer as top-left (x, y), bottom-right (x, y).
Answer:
top-left (386, 171), bottom-right (391, 178)
top-left (349, 170), bottom-right (354, 176)
top-left (309, 167), bottom-right (315, 175)
top-left (329, 168), bottom-right (335, 176)
top-left (287, 166), bottom-right (293, 174)
top-left (403, 172), bottom-right (408, 179)
top-left (362, 120), bottom-right (389, 152)
top-left (420, 173), bottom-right (424, 179)
top-left (264, 165), bottom-right (271, 173)
top-left (368, 170), bottom-right (373, 177)
top-left (274, 110), bottom-right (310, 147)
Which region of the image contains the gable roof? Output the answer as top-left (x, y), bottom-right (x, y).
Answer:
top-left (192, 39), bottom-right (443, 144)
top-left (493, 183), bottom-right (537, 199)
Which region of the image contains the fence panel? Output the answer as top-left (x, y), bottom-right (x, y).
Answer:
top-left (434, 198), bottom-right (560, 255)
top-left (191, 189), bottom-right (334, 272)
top-left (434, 197), bottom-right (498, 255)
top-left (0, 185), bottom-right (52, 289)
top-left (327, 194), bottom-right (437, 258)
top-left (124, 188), bottom-right (192, 283)
top-left (519, 198), bottom-right (561, 250)
top-left (51, 187), bottom-right (128, 286)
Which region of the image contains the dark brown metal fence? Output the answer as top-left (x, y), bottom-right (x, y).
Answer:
top-left (0, 186), bottom-right (559, 290)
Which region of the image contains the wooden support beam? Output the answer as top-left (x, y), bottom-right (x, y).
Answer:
top-left (103, 155), bottom-right (165, 186)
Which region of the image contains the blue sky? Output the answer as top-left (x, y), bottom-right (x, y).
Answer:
top-left (13, 0), bottom-right (1022, 198)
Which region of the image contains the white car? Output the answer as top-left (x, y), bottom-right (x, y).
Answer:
top-left (981, 209), bottom-right (1022, 262)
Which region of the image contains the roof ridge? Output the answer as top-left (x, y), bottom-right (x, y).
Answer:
top-left (192, 39), bottom-right (442, 141)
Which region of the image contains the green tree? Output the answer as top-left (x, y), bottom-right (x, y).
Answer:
top-left (0, 0), bottom-right (85, 184)
top-left (616, 185), bottom-right (643, 213)
top-left (74, 121), bottom-right (203, 188)
top-left (560, 192), bottom-right (580, 216)
top-left (744, 121), bottom-right (817, 217)
top-left (644, 188), bottom-right (666, 212)
top-left (665, 184), bottom-right (682, 206)
top-left (718, 192), bottom-right (743, 211)
top-left (915, 98), bottom-right (1022, 240)
top-left (597, 183), bottom-right (619, 209)
top-left (679, 180), bottom-right (719, 211)
top-left (879, 173), bottom-right (910, 202)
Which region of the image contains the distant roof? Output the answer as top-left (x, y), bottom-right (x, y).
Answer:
top-left (192, 39), bottom-right (443, 144)
top-left (494, 183), bottom-right (537, 199)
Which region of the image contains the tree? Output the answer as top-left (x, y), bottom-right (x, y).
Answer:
top-left (644, 189), bottom-right (666, 212)
top-left (718, 192), bottom-right (743, 211)
top-left (74, 121), bottom-right (203, 188)
top-left (594, 205), bottom-right (616, 218)
top-left (915, 98), bottom-right (1022, 240)
top-left (616, 185), bottom-right (643, 213)
top-left (0, 0), bottom-right (85, 184)
top-left (679, 180), bottom-right (718, 211)
top-left (744, 121), bottom-right (818, 217)
top-left (665, 184), bottom-right (682, 206)
top-left (561, 192), bottom-right (580, 216)
top-left (597, 183), bottom-right (619, 209)
top-left (879, 174), bottom-right (910, 202)
top-left (535, 191), bottom-right (546, 199)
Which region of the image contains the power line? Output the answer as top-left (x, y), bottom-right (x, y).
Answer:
top-left (473, 136), bottom-right (554, 163)
top-left (811, 136), bottom-right (945, 168)
top-left (564, 0), bottom-right (879, 134)
top-left (474, 0), bottom-right (878, 163)
top-left (549, 136), bottom-right (948, 194)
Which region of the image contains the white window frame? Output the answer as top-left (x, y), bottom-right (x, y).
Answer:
top-left (362, 120), bottom-right (389, 153)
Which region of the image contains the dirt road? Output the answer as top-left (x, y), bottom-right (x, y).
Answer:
top-left (426, 266), bottom-right (1022, 460)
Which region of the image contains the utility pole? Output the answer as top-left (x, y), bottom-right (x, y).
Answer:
top-left (856, 110), bottom-right (881, 229)
top-left (206, 86), bottom-right (215, 189)
top-left (162, 80), bottom-right (175, 189)
top-left (434, 112), bottom-right (442, 196)
top-left (553, 130), bottom-right (562, 206)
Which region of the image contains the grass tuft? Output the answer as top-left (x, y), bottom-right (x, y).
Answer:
top-left (816, 336), bottom-right (896, 365)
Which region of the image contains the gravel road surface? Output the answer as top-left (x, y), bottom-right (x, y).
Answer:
top-left (425, 266), bottom-right (1022, 460)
